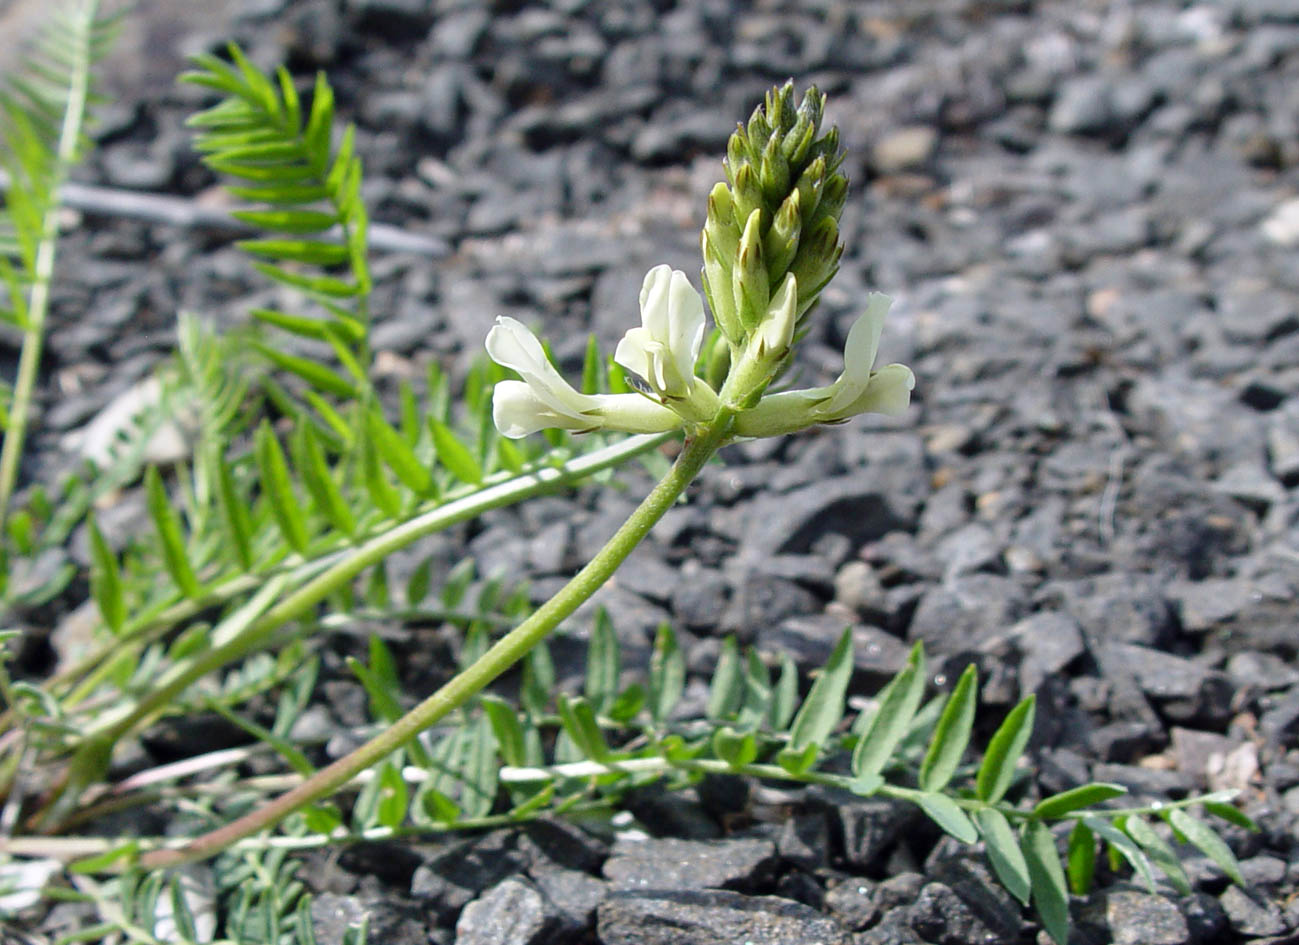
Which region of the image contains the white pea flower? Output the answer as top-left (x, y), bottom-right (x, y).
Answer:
top-left (733, 293), bottom-right (915, 438)
top-left (614, 265), bottom-right (707, 401)
top-left (486, 316), bottom-right (681, 439)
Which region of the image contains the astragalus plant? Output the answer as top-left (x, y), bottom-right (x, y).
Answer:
top-left (0, 44), bottom-right (1254, 945)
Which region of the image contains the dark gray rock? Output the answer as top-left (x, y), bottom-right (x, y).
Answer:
top-left (1042, 573), bottom-right (1173, 648)
top-left (411, 833), bottom-right (528, 924)
top-left (603, 836), bottom-right (776, 893)
top-left (908, 880), bottom-right (1021, 945)
top-left (1104, 887), bottom-right (1190, 945)
top-left (907, 575), bottom-right (1029, 652)
top-left (1261, 686), bottom-right (1299, 747)
top-left (778, 812), bottom-right (831, 873)
top-left (529, 866), bottom-right (607, 933)
top-left (310, 893), bottom-right (425, 945)
top-left (739, 472), bottom-right (920, 562)
top-left (1167, 577), bottom-right (1261, 634)
top-left (454, 878), bottom-right (558, 945)
top-left (1000, 611), bottom-right (1087, 695)
top-left (827, 798), bottom-right (918, 872)
top-left (671, 567), bottom-right (730, 629)
top-left (597, 890), bottom-right (850, 945)
top-left (1219, 886), bottom-right (1287, 938)
top-left (824, 878), bottom-right (878, 932)
top-left (1103, 642), bottom-right (1235, 726)
top-left (1226, 651), bottom-right (1299, 692)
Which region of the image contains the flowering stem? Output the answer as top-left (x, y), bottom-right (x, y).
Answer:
top-left (139, 412), bottom-right (735, 869)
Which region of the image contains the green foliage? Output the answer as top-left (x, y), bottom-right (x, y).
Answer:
top-left (0, 0), bottom-right (119, 543)
top-left (60, 622), bottom-right (1247, 945)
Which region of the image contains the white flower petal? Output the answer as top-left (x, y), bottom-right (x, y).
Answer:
top-left (827, 364), bottom-right (915, 419)
top-left (665, 268), bottom-right (706, 378)
top-left (823, 293), bottom-right (891, 415)
top-left (613, 327), bottom-right (656, 387)
top-left (491, 381), bottom-right (571, 439)
top-left (639, 265), bottom-right (673, 341)
top-left (486, 316), bottom-right (595, 417)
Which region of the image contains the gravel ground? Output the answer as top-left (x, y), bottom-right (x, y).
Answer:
top-left (10, 0), bottom-right (1299, 943)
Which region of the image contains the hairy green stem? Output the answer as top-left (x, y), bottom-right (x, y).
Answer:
top-left (138, 413), bottom-right (733, 868)
top-left (0, 0), bottom-right (98, 528)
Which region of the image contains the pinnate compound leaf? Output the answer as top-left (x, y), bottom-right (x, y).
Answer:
top-left (852, 642), bottom-right (926, 780)
top-left (86, 515), bottom-right (124, 632)
top-left (976, 694), bottom-right (1035, 803)
top-left (916, 792), bottom-right (977, 843)
top-left (919, 663), bottom-right (977, 792)
top-left (1166, 809), bottom-right (1245, 886)
top-left (788, 627), bottom-right (853, 753)
top-left (975, 808), bottom-right (1032, 906)
top-left (1033, 782), bottom-right (1126, 819)
top-left (1122, 816), bottom-right (1191, 896)
top-left (1021, 820), bottom-right (1071, 945)
top-left (145, 466), bottom-right (200, 598)
top-left (1066, 820), bottom-right (1096, 895)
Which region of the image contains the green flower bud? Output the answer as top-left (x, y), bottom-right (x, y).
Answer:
top-left (702, 230), bottom-right (741, 344)
top-left (764, 189), bottom-right (802, 282)
top-left (759, 135), bottom-right (790, 205)
top-left (700, 81), bottom-right (847, 358)
top-left (733, 208), bottom-right (769, 334)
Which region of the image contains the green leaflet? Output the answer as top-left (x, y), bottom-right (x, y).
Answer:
top-left (648, 623), bottom-right (685, 725)
top-left (430, 418), bottom-right (483, 485)
top-left (1065, 820), bottom-right (1096, 895)
top-left (916, 792), bottom-right (977, 843)
top-left (1167, 808), bottom-right (1246, 886)
top-left (1084, 815), bottom-right (1158, 893)
top-left (1021, 820), bottom-right (1070, 945)
top-left (1032, 782), bottom-right (1126, 819)
top-left (919, 663), bottom-right (977, 792)
top-left (975, 808), bottom-right (1031, 906)
top-left (585, 609), bottom-right (620, 714)
top-left (254, 420), bottom-right (309, 553)
top-left (292, 422), bottom-right (355, 537)
top-left (145, 466), bottom-right (200, 598)
top-left (852, 642), bottom-right (926, 780)
top-left (1122, 816), bottom-right (1191, 895)
top-left (557, 694), bottom-right (610, 763)
top-left (86, 514), bottom-right (124, 633)
top-left (786, 627), bottom-right (853, 757)
top-left (707, 636), bottom-right (743, 721)
top-left (365, 406), bottom-right (434, 497)
top-left (482, 696), bottom-right (527, 768)
top-left (976, 694), bottom-right (1035, 803)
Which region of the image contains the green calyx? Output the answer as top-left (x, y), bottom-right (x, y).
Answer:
top-left (700, 82), bottom-right (847, 356)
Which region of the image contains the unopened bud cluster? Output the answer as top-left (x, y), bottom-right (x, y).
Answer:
top-left (486, 84), bottom-right (913, 442)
